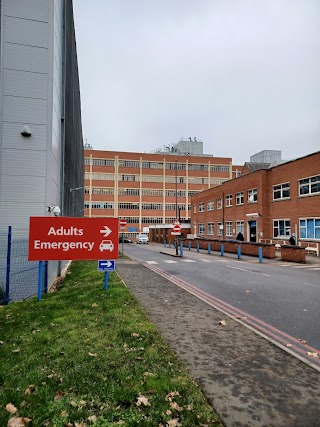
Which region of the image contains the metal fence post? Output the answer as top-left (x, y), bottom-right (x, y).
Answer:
top-left (38, 261), bottom-right (43, 301)
top-left (44, 261), bottom-right (48, 293)
top-left (5, 226), bottom-right (12, 305)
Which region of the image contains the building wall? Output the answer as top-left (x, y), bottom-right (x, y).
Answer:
top-left (191, 151), bottom-right (320, 246)
top-left (84, 149), bottom-right (232, 236)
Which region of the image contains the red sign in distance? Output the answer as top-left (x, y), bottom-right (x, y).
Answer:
top-left (173, 224), bottom-right (181, 233)
top-left (28, 217), bottom-right (119, 261)
top-left (119, 219), bottom-right (127, 227)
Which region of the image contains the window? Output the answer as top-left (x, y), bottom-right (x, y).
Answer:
top-left (121, 175), bottom-right (137, 182)
top-left (118, 203), bottom-right (139, 210)
top-left (248, 188), bottom-right (257, 203)
top-left (299, 175), bottom-right (320, 196)
top-left (217, 198), bottom-right (222, 209)
top-left (207, 201), bottom-right (214, 211)
top-left (118, 188), bottom-right (140, 196)
top-left (236, 192), bottom-right (244, 205)
top-left (84, 158), bottom-right (115, 167)
top-left (199, 223), bottom-right (205, 234)
top-left (188, 164), bottom-right (208, 171)
top-left (166, 162), bottom-right (186, 170)
top-left (208, 223), bottom-right (214, 235)
top-left (226, 194), bottom-right (232, 207)
top-left (86, 202), bottom-right (114, 209)
top-left (225, 221), bottom-right (233, 236)
top-left (299, 218), bottom-right (320, 240)
top-left (199, 203), bottom-right (205, 212)
top-left (273, 219), bottom-right (291, 238)
top-left (85, 173), bottom-right (114, 181)
top-left (210, 165), bottom-right (230, 172)
top-left (142, 189), bottom-right (163, 197)
top-left (119, 160), bottom-right (140, 168)
top-left (217, 222), bottom-right (223, 236)
top-left (273, 183), bottom-right (290, 200)
top-left (142, 161), bottom-right (163, 169)
top-left (236, 221), bottom-right (244, 234)
top-left (85, 187), bottom-right (114, 195)
top-left (142, 203), bottom-right (163, 210)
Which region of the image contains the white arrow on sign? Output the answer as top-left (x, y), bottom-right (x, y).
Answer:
top-left (100, 261), bottom-right (113, 267)
top-left (100, 226), bottom-right (112, 237)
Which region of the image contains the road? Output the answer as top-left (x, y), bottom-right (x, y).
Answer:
top-left (121, 243), bottom-right (320, 366)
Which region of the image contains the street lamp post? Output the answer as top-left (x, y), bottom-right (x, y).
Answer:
top-left (175, 160), bottom-right (178, 255)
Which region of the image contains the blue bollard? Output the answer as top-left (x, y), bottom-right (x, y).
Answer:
top-left (197, 242), bottom-right (200, 252)
top-left (38, 261), bottom-right (43, 301)
top-left (164, 240), bottom-right (166, 247)
top-left (221, 244), bottom-right (224, 256)
top-left (208, 243), bottom-right (211, 254)
top-left (258, 247), bottom-right (263, 263)
top-left (237, 245), bottom-right (241, 259)
top-left (180, 242), bottom-right (183, 257)
top-left (188, 242), bottom-right (191, 251)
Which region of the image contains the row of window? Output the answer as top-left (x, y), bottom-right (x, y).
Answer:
top-left (85, 158), bottom-right (230, 172)
top-left (84, 202), bottom-right (191, 210)
top-left (88, 216), bottom-right (183, 224)
top-left (197, 218), bottom-right (320, 240)
top-left (84, 187), bottom-right (198, 197)
top-left (195, 175), bottom-right (320, 212)
top-left (85, 172), bottom-right (226, 185)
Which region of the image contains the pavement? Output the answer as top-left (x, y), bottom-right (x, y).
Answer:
top-left (116, 248), bottom-right (320, 427)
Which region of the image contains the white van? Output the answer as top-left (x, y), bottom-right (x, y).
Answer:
top-left (136, 234), bottom-right (149, 244)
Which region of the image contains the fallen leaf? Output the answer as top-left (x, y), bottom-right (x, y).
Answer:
top-left (286, 344), bottom-right (293, 348)
top-left (74, 423), bottom-right (85, 427)
top-left (54, 390), bottom-right (64, 401)
top-left (165, 391), bottom-right (180, 402)
top-left (0, 340), bottom-right (4, 344)
top-left (24, 385), bottom-right (35, 396)
top-left (12, 348), bottom-right (21, 353)
top-left (117, 422), bottom-right (126, 425)
top-left (79, 400), bottom-right (87, 406)
top-left (170, 402), bottom-right (183, 411)
top-left (307, 352), bottom-right (319, 358)
top-left (166, 410), bottom-right (172, 416)
top-left (136, 395), bottom-right (150, 406)
top-left (88, 415), bottom-right (97, 422)
top-left (131, 333), bottom-right (140, 337)
top-left (64, 423), bottom-right (73, 427)
top-left (92, 303), bottom-right (99, 307)
top-left (88, 352), bottom-right (97, 357)
top-left (245, 290), bottom-right (250, 293)
top-left (143, 372), bottom-right (156, 377)
top-left (166, 420), bottom-right (181, 427)
top-left (218, 320), bottom-right (226, 326)
top-left (6, 403), bottom-right (18, 414)
top-left (7, 417), bottom-right (32, 427)
top-left (70, 400), bottom-right (77, 407)
top-left (47, 374), bottom-right (54, 379)
top-left (60, 410), bottom-right (68, 417)
top-left (19, 401), bottom-right (27, 408)
top-left (186, 404), bottom-right (193, 411)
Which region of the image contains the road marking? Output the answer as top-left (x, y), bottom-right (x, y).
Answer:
top-left (225, 265), bottom-right (270, 276)
top-left (291, 265), bottom-right (311, 268)
top-left (304, 282), bottom-right (319, 287)
top-left (181, 259), bottom-right (196, 263)
top-left (310, 267), bottom-right (320, 271)
top-left (145, 261), bottom-right (158, 265)
top-left (200, 259), bottom-right (212, 262)
top-left (164, 260), bottom-right (178, 264)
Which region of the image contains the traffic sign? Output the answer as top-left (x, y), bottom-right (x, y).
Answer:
top-left (173, 224), bottom-right (181, 233)
top-left (28, 217), bottom-right (119, 261)
top-left (98, 260), bottom-right (115, 272)
top-left (119, 219), bottom-right (127, 227)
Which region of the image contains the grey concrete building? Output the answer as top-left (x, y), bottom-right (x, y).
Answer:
top-left (0, 0), bottom-right (84, 290)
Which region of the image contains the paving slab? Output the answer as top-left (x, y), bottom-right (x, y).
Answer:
top-left (116, 262), bottom-right (320, 427)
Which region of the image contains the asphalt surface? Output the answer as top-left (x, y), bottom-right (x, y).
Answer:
top-left (116, 244), bottom-right (320, 427)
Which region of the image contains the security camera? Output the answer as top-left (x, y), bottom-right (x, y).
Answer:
top-left (21, 125), bottom-right (32, 137)
top-left (52, 206), bottom-right (61, 216)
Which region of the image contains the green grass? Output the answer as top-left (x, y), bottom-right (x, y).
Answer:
top-left (0, 261), bottom-right (221, 426)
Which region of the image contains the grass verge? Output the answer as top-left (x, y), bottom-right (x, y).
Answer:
top-left (0, 260), bottom-right (221, 427)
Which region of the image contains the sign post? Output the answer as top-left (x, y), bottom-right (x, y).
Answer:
top-left (119, 218), bottom-right (127, 256)
top-left (171, 219), bottom-right (181, 256)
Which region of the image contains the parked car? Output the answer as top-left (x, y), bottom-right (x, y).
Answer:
top-left (118, 237), bottom-right (133, 243)
top-left (136, 234), bottom-right (149, 244)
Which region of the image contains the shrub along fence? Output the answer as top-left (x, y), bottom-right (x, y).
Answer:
top-left (0, 226), bottom-right (48, 304)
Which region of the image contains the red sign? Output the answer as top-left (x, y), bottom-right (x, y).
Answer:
top-left (173, 224), bottom-right (181, 233)
top-left (119, 219), bottom-right (127, 227)
top-left (28, 217), bottom-right (119, 261)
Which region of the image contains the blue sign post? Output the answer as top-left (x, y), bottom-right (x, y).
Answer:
top-left (98, 260), bottom-right (115, 290)
top-left (98, 260), bottom-right (115, 272)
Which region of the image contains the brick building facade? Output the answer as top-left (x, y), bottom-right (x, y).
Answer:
top-left (191, 151), bottom-right (320, 250)
top-left (84, 149), bottom-right (232, 237)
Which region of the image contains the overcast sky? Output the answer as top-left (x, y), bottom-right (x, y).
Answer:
top-left (73, 0), bottom-right (320, 165)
